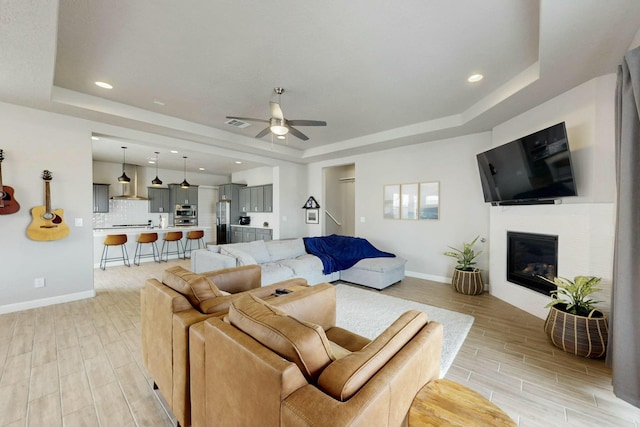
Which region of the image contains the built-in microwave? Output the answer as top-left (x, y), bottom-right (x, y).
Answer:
top-left (175, 204), bottom-right (197, 218)
top-left (174, 217), bottom-right (197, 226)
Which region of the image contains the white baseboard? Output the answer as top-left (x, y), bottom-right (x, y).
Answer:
top-left (0, 290), bottom-right (96, 315)
top-left (405, 270), bottom-right (450, 284)
top-left (405, 270), bottom-right (490, 291)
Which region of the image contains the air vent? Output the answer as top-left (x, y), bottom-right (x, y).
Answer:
top-left (225, 119), bottom-right (251, 128)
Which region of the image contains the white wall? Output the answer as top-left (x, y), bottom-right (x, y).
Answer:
top-left (0, 102), bottom-right (95, 313)
top-left (489, 74), bottom-right (616, 319)
top-left (307, 133), bottom-right (492, 282)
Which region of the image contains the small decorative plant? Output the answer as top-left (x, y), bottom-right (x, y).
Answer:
top-left (444, 236), bottom-right (482, 271)
top-left (542, 275), bottom-right (602, 317)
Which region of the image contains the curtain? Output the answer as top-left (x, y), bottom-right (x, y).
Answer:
top-left (607, 45), bottom-right (640, 408)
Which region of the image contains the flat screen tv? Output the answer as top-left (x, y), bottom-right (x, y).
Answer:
top-left (476, 122), bottom-right (577, 205)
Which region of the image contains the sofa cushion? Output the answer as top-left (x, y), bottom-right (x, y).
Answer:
top-left (162, 266), bottom-right (225, 309)
top-left (349, 257), bottom-right (407, 272)
top-left (220, 246), bottom-right (258, 266)
top-left (224, 240), bottom-right (272, 264)
top-left (266, 238), bottom-right (307, 262)
top-left (317, 310), bottom-right (427, 401)
top-left (229, 294), bottom-right (335, 381)
top-left (278, 254), bottom-right (323, 275)
top-left (260, 262), bottom-right (295, 285)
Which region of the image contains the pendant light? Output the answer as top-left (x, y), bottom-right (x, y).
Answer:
top-left (118, 146), bottom-right (131, 183)
top-left (180, 156), bottom-right (190, 188)
top-left (151, 151), bottom-right (163, 186)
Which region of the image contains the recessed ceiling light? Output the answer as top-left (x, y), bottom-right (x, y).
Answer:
top-left (235, 161), bottom-right (242, 164)
top-left (95, 81), bottom-right (113, 89)
top-left (153, 100), bottom-right (165, 106)
top-left (148, 160), bottom-right (155, 164)
top-left (276, 135), bottom-right (286, 140)
top-left (170, 150), bottom-right (178, 154)
top-left (199, 167), bottom-right (205, 171)
top-left (467, 74), bottom-right (483, 83)
top-left (91, 136), bottom-right (100, 141)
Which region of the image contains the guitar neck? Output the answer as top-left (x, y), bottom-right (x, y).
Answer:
top-left (45, 181), bottom-right (52, 214)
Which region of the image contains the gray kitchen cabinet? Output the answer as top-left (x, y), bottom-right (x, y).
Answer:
top-left (169, 184), bottom-right (198, 206)
top-left (250, 186), bottom-right (264, 212)
top-left (230, 226), bottom-right (244, 243)
top-left (255, 228), bottom-right (272, 241)
top-left (148, 187), bottom-right (171, 213)
top-left (239, 187), bottom-right (250, 213)
top-left (263, 184), bottom-right (273, 212)
top-left (93, 183), bottom-right (110, 213)
top-left (243, 228), bottom-right (256, 242)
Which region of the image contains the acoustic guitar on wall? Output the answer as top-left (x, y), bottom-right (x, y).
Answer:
top-left (0, 149), bottom-right (20, 215)
top-left (27, 170), bottom-right (70, 241)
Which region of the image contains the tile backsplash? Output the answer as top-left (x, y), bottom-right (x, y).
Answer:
top-left (92, 199), bottom-right (170, 228)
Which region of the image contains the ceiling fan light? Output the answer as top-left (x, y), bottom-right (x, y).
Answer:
top-left (270, 117), bottom-right (289, 136)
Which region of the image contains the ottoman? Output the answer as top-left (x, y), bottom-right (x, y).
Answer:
top-left (340, 257), bottom-right (407, 290)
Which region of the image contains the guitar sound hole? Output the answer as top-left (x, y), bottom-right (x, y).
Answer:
top-left (42, 212), bottom-right (55, 220)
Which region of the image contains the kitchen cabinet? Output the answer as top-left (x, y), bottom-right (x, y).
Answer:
top-left (239, 187), bottom-right (250, 213)
top-left (148, 187), bottom-right (171, 213)
top-left (250, 186), bottom-right (264, 212)
top-left (93, 183), bottom-right (110, 213)
top-left (234, 184), bottom-right (273, 213)
top-left (230, 226), bottom-right (272, 243)
top-left (255, 228), bottom-right (273, 241)
top-left (263, 184), bottom-right (273, 212)
top-left (169, 184), bottom-right (198, 206)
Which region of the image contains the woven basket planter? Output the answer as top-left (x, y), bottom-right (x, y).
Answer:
top-left (543, 305), bottom-right (608, 358)
top-left (451, 268), bottom-right (484, 295)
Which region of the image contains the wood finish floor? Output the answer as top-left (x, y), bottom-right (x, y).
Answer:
top-left (1, 260), bottom-right (639, 426)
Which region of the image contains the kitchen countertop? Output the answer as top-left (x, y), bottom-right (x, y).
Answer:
top-left (230, 224), bottom-right (271, 228)
top-left (93, 225), bottom-right (211, 236)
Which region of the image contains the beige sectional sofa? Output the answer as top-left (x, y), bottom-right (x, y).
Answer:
top-left (191, 237), bottom-right (407, 290)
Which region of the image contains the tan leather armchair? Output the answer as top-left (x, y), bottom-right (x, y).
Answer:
top-left (191, 293), bottom-right (443, 427)
top-left (140, 265), bottom-right (311, 427)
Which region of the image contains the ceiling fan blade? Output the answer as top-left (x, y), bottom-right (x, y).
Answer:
top-left (255, 126), bottom-right (271, 138)
top-left (226, 116), bottom-right (269, 123)
top-left (287, 126), bottom-right (309, 141)
top-left (270, 102), bottom-right (284, 120)
top-left (287, 120), bottom-right (327, 127)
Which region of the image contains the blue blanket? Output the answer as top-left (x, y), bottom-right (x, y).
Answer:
top-left (303, 235), bottom-right (395, 275)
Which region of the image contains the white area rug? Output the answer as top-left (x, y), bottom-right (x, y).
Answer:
top-left (334, 284), bottom-right (474, 377)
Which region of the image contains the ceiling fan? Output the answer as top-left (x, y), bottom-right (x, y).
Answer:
top-left (226, 87), bottom-right (327, 141)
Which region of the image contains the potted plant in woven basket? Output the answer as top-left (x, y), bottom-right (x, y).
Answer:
top-left (444, 236), bottom-right (483, 295)
top-left (541, 275), bottom-right (608, 358)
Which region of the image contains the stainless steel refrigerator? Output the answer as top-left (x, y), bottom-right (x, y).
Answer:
top-left (216, 201), bottom-right (231, 244)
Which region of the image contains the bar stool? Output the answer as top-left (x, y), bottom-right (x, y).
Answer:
top-left (161, 231), bottom-right (185, 262)
top-left (100, 234), bottom-right (130, 270)
top-left (134, 232), bottom-right (160, 265)
top-left (184, 230), bottom-right (205, 258)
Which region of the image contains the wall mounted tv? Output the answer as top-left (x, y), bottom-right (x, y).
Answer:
top-left (476, 122), bottom-right (577, 206)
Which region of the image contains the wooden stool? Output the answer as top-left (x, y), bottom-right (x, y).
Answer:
top-left (184, 230), bottom-right (205, 258)
top-left (100, 234), bottom-right (130, 270)
top-left (134, 232), bottom-right (160, 265)
top-left (409, 379), bottom-right (516, 427)
top-left (161, 231), bottom-right (185, 262)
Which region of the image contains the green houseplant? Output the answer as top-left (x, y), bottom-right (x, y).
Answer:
top-left (444, 236), bottom-right (484, 295)
top-left (541, 275), bottom-right (608, 358)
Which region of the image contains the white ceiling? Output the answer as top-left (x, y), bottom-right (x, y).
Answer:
top-left (1, 1), bottom-right (640, 174)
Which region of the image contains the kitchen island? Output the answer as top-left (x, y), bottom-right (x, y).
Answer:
top-left (93, 226), bottom-right (212, 268)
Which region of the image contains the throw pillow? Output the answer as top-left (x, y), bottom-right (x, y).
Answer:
top-left (229, 294), bottom-right (335, 381)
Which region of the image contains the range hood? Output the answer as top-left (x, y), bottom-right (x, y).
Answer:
top-left (111, 164), bottom-right (149, 200)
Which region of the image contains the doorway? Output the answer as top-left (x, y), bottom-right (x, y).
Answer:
top-left (323, 164), bottom-right (355, 236)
